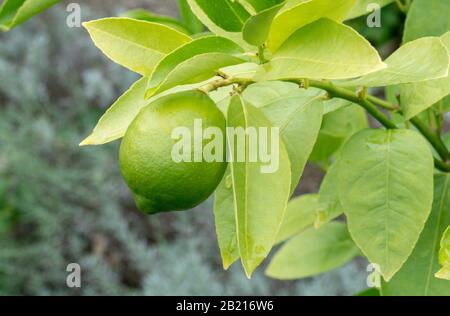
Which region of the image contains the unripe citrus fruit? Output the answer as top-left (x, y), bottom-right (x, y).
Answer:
top-left (119, 90), bottom-right (227, 214)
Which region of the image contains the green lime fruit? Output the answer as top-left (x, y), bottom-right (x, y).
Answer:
top-left (120, 90), bottom-right (227, 214)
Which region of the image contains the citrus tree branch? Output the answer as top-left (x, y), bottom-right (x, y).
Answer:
top-left (296, 79), bottom-right (450, 172)
top-left (198, 76), bottom-right (450, 172)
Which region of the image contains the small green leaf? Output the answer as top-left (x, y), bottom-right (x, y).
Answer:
top-left (243, 82), bottom-right (324, 193)
top-left (400, 32), bottom-right (450, 120)
top-left (214, 167), bottom-right (239, 270)
top-left (341, 37), bottom-right (449, 87)
top-left (381, 175), bottom-right (450, 295)
top-left (146, 52), bottom-right (245, 98)
top-left (0, 0), bottom-right (59, 31)
top-left (275, 194), bottom-right (318, 244)
top-left (266, 222), bottom-right (360, 280)
top-left (259, 19), bottom-right (386, 81)
top-left (316, 160), bottom-right (344, 228)
top-left (310, 104), bottom-right (368, 166)
top-left (227, 95), bottom-right (291, 277)
top-left (403, 0), bottom-right (450, 43)
top-left (83, 18), bottom-right (192, 76)
top-left (242, 2), bottom-right (285, 46)
top-left (436, 226), bottom-right (450, 281)
top-left (121, 9), bottom-right (190, 34)
top-left (339, 129), bottom-right (434, 281)
top-left (146, 36), bottom-right (244, 96)
top-left (266, 0), bottom-right (357, 52)
top-left (346, 0), bottom-right (395, 20)
top-left (178, 0), bottom-right (204, 34)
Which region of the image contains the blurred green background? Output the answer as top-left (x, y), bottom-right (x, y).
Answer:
top-left (0, 0), bottom-right (403, 295)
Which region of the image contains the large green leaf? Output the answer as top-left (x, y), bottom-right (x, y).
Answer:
top-left (316, 160), bottom-right (344, 228)
top-left (146, 36), bottom-right (244, 97)
top-left (146, 53), bottom-right (245, 99)
top-left (403, 0), bottom-right (450, 43)
top-left (436, 226), bottom-right (450, 281)
top-left (227, 95), bottom-right (291, 277)
top-left (0, 0), bottom-right (59, 31)
top-left (381, 175), bottom-right (450, 295)
top-left (346, 0), bottom-right (395, 20)
top-left (400, 32), bottom-right (450, 120)
top-left (339, 129), bottom-right (434, 281)
top-left (242, 2), bottom-right (285, 46)
top-left (266, 222), bottom-right (360, 280)
top-left (275, 194), bottom-right (318, 244)
top-left (214, 167), bottom-right (239, 269)
top-left (266, 0), bottom-right (356, 52)
top-left (259, 18), bottom-right (385, 81)
top-left (187, 0), bottom-right (252, 49)
top-left (243, 82), bottom-right (324, 193)
top-left (341, 37), bottom-right (449, 87)
top-left (83, 18), bottom-right (192, 76)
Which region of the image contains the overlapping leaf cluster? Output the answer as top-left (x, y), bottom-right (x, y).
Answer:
top-left (74, 0), bottom-right (450, 295)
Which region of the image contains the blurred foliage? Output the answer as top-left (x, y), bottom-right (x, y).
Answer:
top-left (0, 3), bottom-right (368, 295)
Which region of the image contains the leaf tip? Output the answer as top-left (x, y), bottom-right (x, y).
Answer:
top-left (79, 135), bottom-right (96, 146)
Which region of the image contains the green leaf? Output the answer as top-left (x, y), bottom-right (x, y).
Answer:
top-left (178, 0), bottom-right (204, 34)
top-left (381, 175), bottom-right (450, 295)
top-left (346, 0), bottom-right (395, 20)
top-left (80, 77), bottom-right (216, 146)
top-left (243, 82), bottom-right (324, 193)
top-left (227, 95), bottom-right (291, 277)
top-left (266, 222), bottom-right (360, 280)
top-left (436, 226), bottom-right (450, 281)
top-left (0, 0), bottom-right (59, 31)
top-left (310, 104), bottom-right (368, 165)
top-left (339, 129), bottom-right (434, 281)
top-left (83, 18), bottom-right (192, 76)
top-left (275, 194), bottom-right (318, 244)
top-left (146, 36), bottom-right (244, 96)
top-left (243, 0), bottom-right (285, 12)
top-left (259, 18), bottom-right (385, 81)
top-left (435, 226), bottom-right (450, 281)
top-left (121, 9), bottom-right (190, 34)
top-left (341, 37), bottom-right (449, 87)
top-left (187, 0), bottom-right (252, 49)
top-left (316, 160), bottom-right (344, 228)
top-left (266, 0), bottom-right (357, 52)
top-left (242, 2), bottom-right (285, 46)
top-left (146, 52), bottom-right (245, 99)
top-left (400, 32), bottom-right (450, 120)
top-left (214, 167), bottom-right (239, 270)
top-left (403, 0), bottom-right (450, 43)
top-left (192, 0), bottom-right (249, 32)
